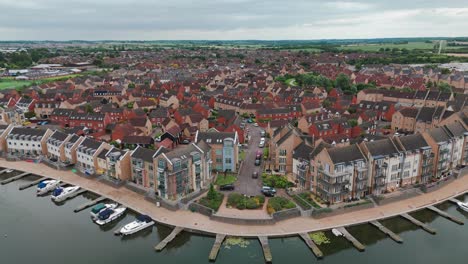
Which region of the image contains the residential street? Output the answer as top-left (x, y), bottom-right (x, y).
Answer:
top-left (235, 123), bottom-right (264, 196)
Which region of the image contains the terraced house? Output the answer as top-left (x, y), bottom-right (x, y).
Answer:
top-left (314, 144), bottom-right (368, 204)
top-left (130, 146), bottom-right (161, 189)
top-left (154, 142), bottom-right (211, 201)
top-left (46, 130), bottom-right (71, 162)
top-left (6, 127), bottom-right (52, 159)
top-left (75, 137), bottom-right (107, 175)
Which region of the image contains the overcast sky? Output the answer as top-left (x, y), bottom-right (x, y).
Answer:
top-left (1, 0), bottom-right (468, 40)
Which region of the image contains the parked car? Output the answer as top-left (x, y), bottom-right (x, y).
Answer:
top-left (181, 139), bottom-right (190, 144)
top-left (254, 159), bottom-right (261, 166)
top-left (253, 123), bottom-right (259, 127)
top-left (263, 190), bottom-right (275, 197)
top-left (261, 186), bottom-right (277, 194)
top-left (258, 140), bottom-right (265, 148)
top-left (219, 184), bottom-right (235, 191)
top-left (260, 130), bottom-right (266, 137)
top-left (252, 171), bottom-right (259, 179)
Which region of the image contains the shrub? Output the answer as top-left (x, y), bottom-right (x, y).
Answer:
top-left (245, 198), bottom-right (259, 209)
top-left (199, 190), bottom-right (224, 211)
top-left (227, 193), bottom-right (243, 207)
top-left (267, 197), bottom-right (296, 214)
top-left (262, 174), bottom-right (294, 189)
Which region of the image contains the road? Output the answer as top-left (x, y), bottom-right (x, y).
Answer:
top-left (235, 123), bottom-right (265, 196)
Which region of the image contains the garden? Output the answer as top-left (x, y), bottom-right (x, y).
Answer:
top-left (215, 173), bottom-right (237, 186)
top-left (198, 184), bottom-right (224, 211)
top-left (292, 192), bottom-right (323, 210)
top-left (262, 174), bottom-right (294, 189)
top-left (227, 193), bottom-right (265, 210)
top-left (267, 197), bottom-right (296, 214)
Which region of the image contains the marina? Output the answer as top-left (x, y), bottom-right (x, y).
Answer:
top-left (1, 171), bottom-right (468, 263)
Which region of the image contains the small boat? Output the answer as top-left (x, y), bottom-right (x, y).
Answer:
top-left (457, 201), bottom-right (468, 213)
top-left (51, 186), bottom-right (80, 202)
top-left (332, 228), bottom-right (343, 237)
top-left (5, 169), bottom-right (14, 173)
top-left (90, 203), bottom-right (118, 220)
top-left (119, 215), bottom-right (154, 236)
top-left (95, 207), bottom-right (127, 226)
top-left (37, 180), bottom-right (60, 195)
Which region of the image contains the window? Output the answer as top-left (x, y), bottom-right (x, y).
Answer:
top-left (403, 171), bottom-right (410, 178)
top-left (391, 164), bottom-right (398, 172)
top-left (404, 162), bottom-right (411, 169)
top-left (335, 165), bottom-right (343, 173)
top-left (279, 149), bottom-right (287, 156)
top-left (225, 158), bottom-right (232, 164)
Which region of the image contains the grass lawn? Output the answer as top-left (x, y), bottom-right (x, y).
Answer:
top-left (339, 41), bottom-right (436, 51)
top-left (0, 74), bottom-right (82, 91)
top-left (215, 174), bottom-right (237, 186)
top-left (239, 150), bottom-right (246, 161)
top-left (285, 78), bottom-right (298, 86)
top-left (267, 197), bottom-right (296, 214)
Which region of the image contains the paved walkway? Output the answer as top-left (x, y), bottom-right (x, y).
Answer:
top-left (1, 160), bottom-right (467, 238)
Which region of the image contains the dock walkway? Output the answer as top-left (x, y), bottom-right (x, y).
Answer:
top-left (19, 177), bottom-right (47, 190)
top-left (401, 213), bottom-right (436, 234)
top-left (427, 206), bottom-right (464, 225)
top-left (208, 234), bottom-right (226, 261)
top-left (336, 227), bottom-right (365, 251)
top-left (74, 196), bottom-right (107, 213)
top-left (370, 221), bottom-right (403, 243)
top-left (299, 233), bottom-right (323, 259)
top-left (258, 236), bottom-right (272, 263)
top-left (0, 172), bottom-right (31, 185)
top-left (155, 227), bottom-right (184, 251)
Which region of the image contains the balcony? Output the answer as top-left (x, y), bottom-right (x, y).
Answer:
top-left (318, 186), bottom-right (350, 195)
top-left (319, 168), bottom-right (351, 178)
top-left (318, 176), bottom-right (350, 186)
top-left (375, 180), bottom-right (386, 187)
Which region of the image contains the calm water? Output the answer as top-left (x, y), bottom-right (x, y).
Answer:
top-left (1, 172), bottom-right (468, 264)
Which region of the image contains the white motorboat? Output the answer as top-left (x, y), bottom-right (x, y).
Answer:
top-left (95, 207), bottom-right (127, 226)
top-left (37, 180), bottom-right (60, 195)
top-left (332, 228), bottom-right (343, 237)
top-left (5, 169), bottom-right (14, 173)
top-left (90, 203), bottom-right (118, 220)
top-left (119, 215), bottom-right (154, 236)
top-left (457, 201), bottom-right (468, 213)
top-left (51, 186), bottom-right (80, 202)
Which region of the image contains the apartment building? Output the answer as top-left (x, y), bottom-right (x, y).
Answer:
top-left (395, 134), bottom-right (433, 184)
top-left (103, 148), bottom-right (131, 182)
top-left (130, 146), bottom-right (160, 189)
top-left (360, 138), bottom-right (403, 194)
top-left (155, 143), bottom-right (211, 201)
top-left (314, 144), bottom-right (368, 204)
top-left (195, 131), bottom-right (238, 172)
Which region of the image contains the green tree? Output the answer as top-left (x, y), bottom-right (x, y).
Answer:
top-left (207, 184), bottom-right (217, 200)
top-left (322, 99), bottom-right (332, 108)
top-left (437, 82), bottom-right (452, 93)
top-left (347, 119), bottom-right (358, 127)
top-left (335, 73), bottom-right (352, 92)
top-left (85, 104), bottom-right (94, 113)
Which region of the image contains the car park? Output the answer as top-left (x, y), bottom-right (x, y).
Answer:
top-left (219, 184), bottom-right (235, 191)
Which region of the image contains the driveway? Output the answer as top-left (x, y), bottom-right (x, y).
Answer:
top-left (235, 123), bottom-right (265, 196)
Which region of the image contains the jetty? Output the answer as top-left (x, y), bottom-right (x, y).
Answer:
top-left (208, 234), bottom-right (226, 262)
top-left (370, 221), bottom-right (403, 243)
top-left (0, 168), bottom-right (10, 174)
top-left (258, 236), bottom-right (272, 263)
top-left (155, 226), bottom-right (184, 251)
top-left (427, 206), bottom-right (464, 225)
top-left (19, 177), bottom-right (48, 190)
top-left (0, 172), bottom-right (31, 185)
top-left (67, 189), bottom-right (87, 200)
top-left (449, 198), bottom-right (461, 204)
top-left (336, 227), bottom-right (365, 251)
top-left (74, 196), bottom-right (107, 213)
top-left (299, 233), bottom-right (323, 259)
top-left (401, 213), bottom-right (437, 234)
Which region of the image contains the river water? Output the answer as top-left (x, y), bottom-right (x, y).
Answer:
top-left (1, 173), bottom-right (468, 264)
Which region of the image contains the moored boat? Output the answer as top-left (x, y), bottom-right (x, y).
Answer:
top-left (90, 203), bottom-right (118, 220)
top-left (95, 207), bottom-right (127, 226)
top-left (457, 201), bottom-right (468, 213)
top-left (37, 180), bottom-right (60, 195)
top-left (51, 186), bottom-right (80, 202)
top-left (119, 215), bottom-right (154, 236)
top-left (332, 228), bottom-right (343, 237)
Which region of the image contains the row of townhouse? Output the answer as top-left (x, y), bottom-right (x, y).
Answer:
top-left (308, 122), bottom-right (468, 204)
top-left (0, 125), bottom-right (215, 202)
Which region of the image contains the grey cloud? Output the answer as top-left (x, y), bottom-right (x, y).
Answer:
top-left (0, 0), bottom-right (467, 39)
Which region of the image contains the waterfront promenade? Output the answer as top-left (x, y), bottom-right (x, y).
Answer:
top-left (1, 160), bottom-right (467, 237)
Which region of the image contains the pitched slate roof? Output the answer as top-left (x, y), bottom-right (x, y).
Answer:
top-left (131, 146), bottom-right (157, 163)
top-left (196, 131), bottom-right (236, 144)
top-left (293, 143), bottom-right (314, 160)
top-left (364, 138), bottom-right (400, 157)
top-left (327, 144), bottom-right (365, 164)
top-left (397, 134), bottom-right (429, 151)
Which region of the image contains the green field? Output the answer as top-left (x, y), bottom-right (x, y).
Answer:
top-left (0, 74), bottom-right (82, 90)
top-left (339, 41), bottom-right (460, 52)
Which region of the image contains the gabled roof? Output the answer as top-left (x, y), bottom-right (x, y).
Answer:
top-left (131, 146), bottom-right (157, 163)
top-left (327, 144), bottom-right (365, 164)
top-left (364, 138), bottom-right (400, 157)
top-left (397, 134), bottom-right (429, 151)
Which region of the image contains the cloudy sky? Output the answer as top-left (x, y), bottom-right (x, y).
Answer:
top-left (1, 0), bottom-right (468, 40)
